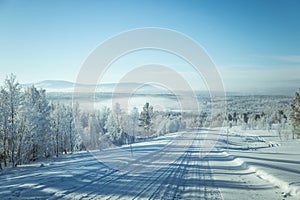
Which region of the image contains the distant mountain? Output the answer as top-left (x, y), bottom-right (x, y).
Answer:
top-left (22, 80), bottom-right (171, 94)
top-left (22, 80), bottom-right (75, 92)
top-left (20, 80), bottom-right (297, 96)
top-left (102, 82), bottom-right (169, 94)
top-left (35, 80), bottom-right (75, 89)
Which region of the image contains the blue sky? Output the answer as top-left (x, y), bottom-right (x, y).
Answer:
top-left (0, 0), bottom-right (300, 93)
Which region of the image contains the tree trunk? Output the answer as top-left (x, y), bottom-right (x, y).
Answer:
top-left (3, 135), bottom-right (7, 167)
top-left (11, 142), bottom-right (15, 168)
top-left (70, 121), bottom-right (74, 154)
top-left (292, 126), bottom-right (295, 140)
top-left (56, 130), bottom-right (59, 157)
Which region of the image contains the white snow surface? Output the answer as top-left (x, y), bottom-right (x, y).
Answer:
top-left (0, 127), bottom-right (300, 200)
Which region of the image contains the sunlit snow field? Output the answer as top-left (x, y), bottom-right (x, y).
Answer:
top-left (1, 126), bottom-right (299, 200)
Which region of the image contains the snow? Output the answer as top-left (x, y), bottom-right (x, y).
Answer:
top-left (220, 127), bottom-right (300, 198)
top-left (1, 128), bottom-right (300, 199)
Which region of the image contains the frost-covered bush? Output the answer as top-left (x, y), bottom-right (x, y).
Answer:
top-left (156, 116), bottom-right (181, 135)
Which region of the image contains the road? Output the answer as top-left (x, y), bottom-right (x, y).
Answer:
top-left (0, 129), bottom-right (289, 199)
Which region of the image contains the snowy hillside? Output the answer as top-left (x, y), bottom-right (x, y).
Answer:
top-left (1, 127), bottom-right (299, 199)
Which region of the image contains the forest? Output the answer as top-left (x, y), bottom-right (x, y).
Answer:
top-left (0, 74), bottom-right (299, 169)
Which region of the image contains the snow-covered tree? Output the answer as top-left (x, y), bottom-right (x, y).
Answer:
top-left (86, 113), bottom-right (102, 149)
top-left (155, 115), bottom-right (167, 135)
top-left (23, 87), bottom-right (52, 161)
top-left (72, 102), bottom-right (84, 151)
top-left (166, 117), bottom-right (181, 133)
top-left (120, 107), bottom-right (139, 142)
top-left (290, 89), bottom-right (300, 139)
top-left (0, 74), bottom-right (87, 167)
top-left (105, 111), bottom-right (121, 145)
top-left (155, 113), bottom-right (181, 135)
top-left (0, 88), bottom-right (9, 168)
top-left (129, 107), bottom-right (139, 142)
top-left (139, 102), bottom-right (153, 133)
top-left (63, 105), bottom-right (79, 153)
top-left (98, 106), bottom-right (110, 133)
top-left (51, 102), bottom-right (64, 157)
top-left (3, 74), bottom-right (22, 167)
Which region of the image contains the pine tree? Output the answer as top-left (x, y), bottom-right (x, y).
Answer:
top-left (290, 89), bottom-right (300, 139)
top-left (139, 102), bottom-right (153, 133)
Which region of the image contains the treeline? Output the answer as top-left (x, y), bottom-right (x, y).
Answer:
top-left (225, 110), bottom-right (287, 130)
top-left (77, 102), bottom-right (184, 150)
top-left (225, 109), bottom-right (297, 140)
top-left (2, 73), bottom-right (297, 168)
top-left (0, 74), bottom-right (82, 168)
top-left (0, 74), bottom-right (183, 168)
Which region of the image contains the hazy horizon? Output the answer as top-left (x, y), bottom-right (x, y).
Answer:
top-left (1, 0), bottom-right (300, 94)
top-left (0, 78), bottom-right (293, 96)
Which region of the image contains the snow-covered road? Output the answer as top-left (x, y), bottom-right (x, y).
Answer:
top-left (0, 129), bottom-right (299, 199)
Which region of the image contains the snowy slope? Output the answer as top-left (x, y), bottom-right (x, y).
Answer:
top-left (218, 127), bottom-right (300, 198)
top-left (0, 128), bottom-right (299, 199)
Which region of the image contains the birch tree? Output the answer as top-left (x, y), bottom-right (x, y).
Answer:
top-left (3, 74), bottom-right (21, 167)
